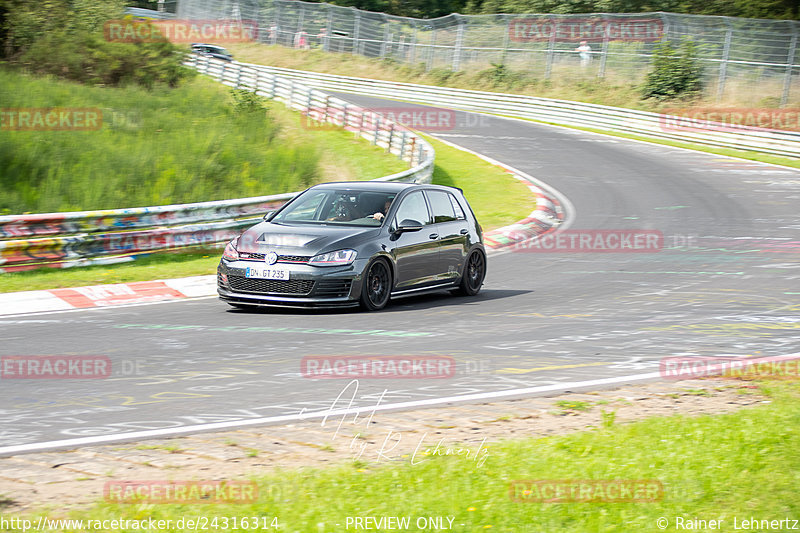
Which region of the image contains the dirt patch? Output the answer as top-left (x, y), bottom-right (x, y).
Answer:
top-left (0, 377), bottom-right (767, 515)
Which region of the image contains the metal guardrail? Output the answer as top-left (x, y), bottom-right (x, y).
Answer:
top-left (0, 55), bottom-right (434, 272)
top-left (242, 62), bottom-right (800, 159)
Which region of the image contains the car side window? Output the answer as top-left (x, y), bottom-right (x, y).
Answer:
top-left (393, 191), bottom-right (431, 227)
top-left (449, 194), bottom-right (466, 220)
top-left (426, 190), bottom-right (457, 223)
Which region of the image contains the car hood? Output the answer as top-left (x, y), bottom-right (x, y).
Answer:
top-left (237, 221), bottom-right (380, 256)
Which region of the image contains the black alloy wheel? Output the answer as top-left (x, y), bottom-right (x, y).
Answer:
top-left (455, 249), bottom-right (486, 296)
top-left (361, 258), bottom-right (392, 310)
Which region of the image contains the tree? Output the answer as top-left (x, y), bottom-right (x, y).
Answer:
top-left (641, 38), bottom-right (703, 100)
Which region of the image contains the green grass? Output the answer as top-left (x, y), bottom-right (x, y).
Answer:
top-left (426, 136), bottom-right (536, 229)
top-left (0, 68), bottom-right (407, 215)
top-left (0, 133), bottom-right (535, 293)
top-left (555, 400), bottom-right (593, 412)
top-left (266, 103), bottom-right (408, 181)
top-left (0, 70), bottom-right (301, 213)
top-left (12, 380), bottom-right (798, 531)
top-left (227, 43), bottom-right (651, 110)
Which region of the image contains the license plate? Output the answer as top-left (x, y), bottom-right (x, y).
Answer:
top-left (245, 267), bottom-right (290, 280)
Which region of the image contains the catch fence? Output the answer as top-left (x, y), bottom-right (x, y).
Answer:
top-left (177, 0), bottom-right (800, 106)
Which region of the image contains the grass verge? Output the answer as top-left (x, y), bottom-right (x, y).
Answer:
top-left (267, 104), bottom-right (408, 181)
top-left (0, 68), bottom-right (407, 215)
top-left (0, 135), bottom-right (535, 293)
top-left (14, 378), bottom-right (799, 531)
top-left (425, 135), bottom-right (537, 230)
top-left (224, 42), bottom-right (798, 110)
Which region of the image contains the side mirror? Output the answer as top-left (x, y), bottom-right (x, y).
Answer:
top-left (263, 210), bottom-right (276, 221)
top-left (395, 219), bottom-right (423, 233)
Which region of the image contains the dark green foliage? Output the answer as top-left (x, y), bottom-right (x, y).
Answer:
top-left (230, 88), bottom-right (268, 114)
top-left (310, 0), bottom-right (799, 18)
top-left (426, 67), bottom-right (465, 85)
top-left (475, 62), bottom-right (538, 90)
top-left (1, 0), bottom-right (125, 58)
top-left (465, 0), bottom-right (798, 18)
top-left (641, 39), bottom-right (703, 101)
top-left (308, 0), bottom-right (470, 18)
top-left (1, 0), bottom-right (191, 88)
top-left (20, 30), bottom-right (191, 88)
top-left (482, 62), bottom-right (511, 85)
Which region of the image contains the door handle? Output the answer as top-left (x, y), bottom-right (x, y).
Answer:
top-left (460, 228), bottom-right (469, 235)
top-left (429, 233), bottom-right (439, 239)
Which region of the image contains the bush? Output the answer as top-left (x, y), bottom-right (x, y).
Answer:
top-left (1, 0), bottom-right (125, 58)
top-left (480, 62), bottom-right (511, 85)
top-left (2, 1), bottom-right (191, 89)
top-left (641, 39), bottom-right (703, 100)
top-left (19, 28), bottom-right (192, 88)
top-left (231, 88), bottom-right (268, 114)
top-left (475, 62), bottom-right (537, 90)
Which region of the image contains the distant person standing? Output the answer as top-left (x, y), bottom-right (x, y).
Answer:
top-left (575, 40), bottom-right (592, 68)
top-left (294, 30), bottom-right (308, 49)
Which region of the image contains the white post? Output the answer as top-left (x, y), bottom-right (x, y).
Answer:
top-left (452, 15), bottom-right (465, 71)
top-left (544, 15), bottom-right (556, 79)
top-left (716, 19), bottom-right (733, 102)
top-left (352, 9), bottom-right (361, 55)
top-left (781, 21), bottom-right (798, 108)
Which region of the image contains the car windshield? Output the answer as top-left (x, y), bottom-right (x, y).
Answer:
top-left (272, 189), bottom-right (397, 227)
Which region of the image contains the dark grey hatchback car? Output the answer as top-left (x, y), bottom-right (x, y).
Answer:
top-left (217, 182), bottom-right (486, 311)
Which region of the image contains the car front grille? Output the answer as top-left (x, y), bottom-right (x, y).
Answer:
top-left (279, 255), bottom-right (312, 263)
top-left (228, 276), bottom-right (314, 296)
top-left (315, 279), bottom-right (353, 298)
top-left (238, 252), bottom-right (311, 263)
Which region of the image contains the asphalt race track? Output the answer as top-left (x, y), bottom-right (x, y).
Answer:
top-left (1, 96), bottom-right (799, 455)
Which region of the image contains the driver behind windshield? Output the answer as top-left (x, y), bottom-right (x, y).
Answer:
top-left (370, 195), bottom-right (395, 222)
top-left (325, 193), bottom-right (395, 223)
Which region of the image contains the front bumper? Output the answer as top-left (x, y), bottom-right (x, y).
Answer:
top-left (217, 258), bottom-right (368, 308)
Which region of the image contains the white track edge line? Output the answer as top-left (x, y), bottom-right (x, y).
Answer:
top-left (5, 351), bottom-right (799, 456)
top-left (0, 370), bottom-right (664, 455)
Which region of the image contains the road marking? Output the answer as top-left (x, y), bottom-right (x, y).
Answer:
top-left (0, 296), bottom-right (218, 318)
top-left (496, 361), bottom-right (613, 374)
top-left (3, 352), bottom-right (797, 456)
top-left (112, 323), bottom-right (438, 338)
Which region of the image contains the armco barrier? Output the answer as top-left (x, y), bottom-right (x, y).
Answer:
top-left (239, 63), bottom-right (800, 159)
top-left (0, 55), bottom-right (434, 272)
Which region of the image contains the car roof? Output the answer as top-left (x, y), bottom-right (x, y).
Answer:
top-left (310, 182), bottom-right (461, 194)
top-left (191, 43), bottom-right (227, 50)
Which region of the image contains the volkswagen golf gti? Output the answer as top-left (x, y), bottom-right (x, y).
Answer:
top-left (217, 182), bottom-right (486, 311)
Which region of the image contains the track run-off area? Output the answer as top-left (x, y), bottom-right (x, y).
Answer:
top-left (1, 95), bottom-right (799, 455)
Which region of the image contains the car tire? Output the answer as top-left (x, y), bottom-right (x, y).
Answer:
top-left (360, 258), bottom-right (392, 311)
top-left (454, 249), bottom-right (486, 296)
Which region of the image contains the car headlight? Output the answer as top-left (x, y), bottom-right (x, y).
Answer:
top-left (222, 238), bottom-right (240, 261)
top-left (309, 249), bottom-right (357, 266)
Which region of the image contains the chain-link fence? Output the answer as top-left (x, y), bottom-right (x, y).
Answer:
top-left (177, 0), bottom-right (799, 106)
